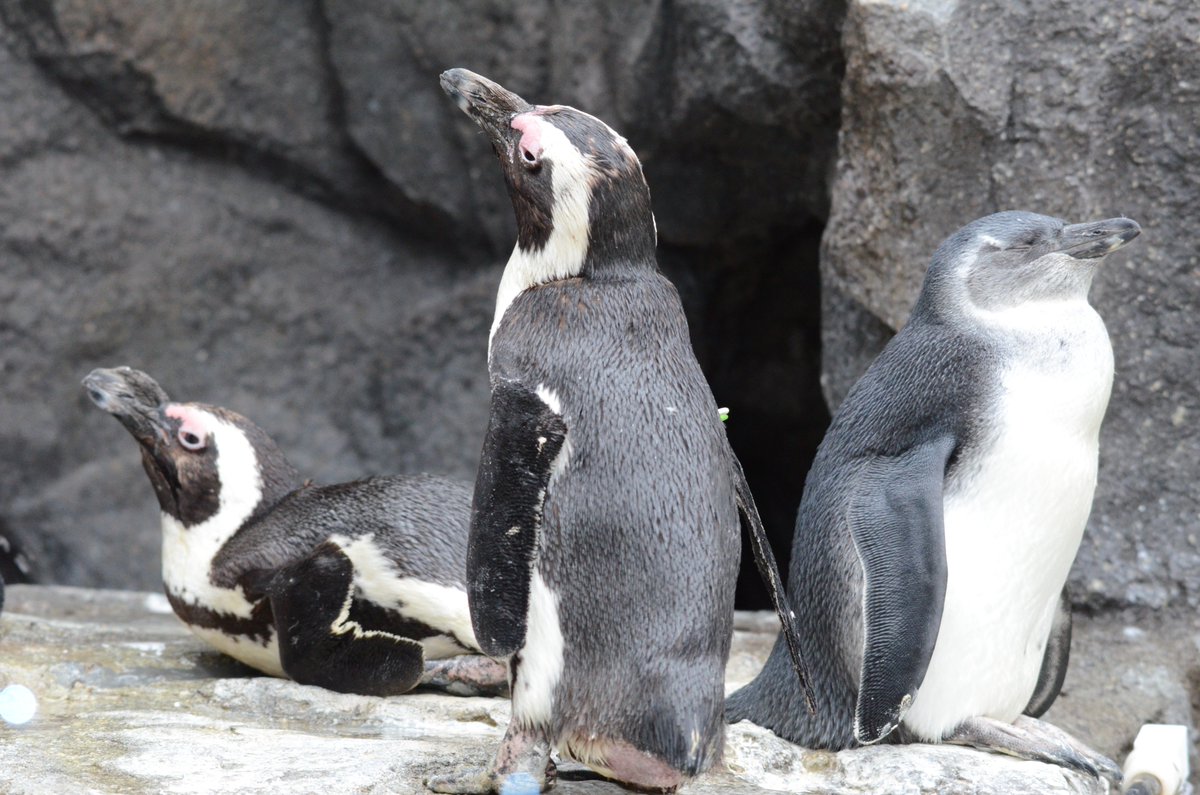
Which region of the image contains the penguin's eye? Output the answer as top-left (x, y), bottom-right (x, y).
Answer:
top-left (177, 429), bottom-right (206, 452)
top-left (519, 145), bottom-right (541, 171)
top-left (1009, 232), bottom-right (1040, 251)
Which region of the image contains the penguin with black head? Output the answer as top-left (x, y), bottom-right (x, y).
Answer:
top-left (727, 211), bottom-right (1140, 783)
top-left (432, 69), bottom-right (813, 794)
top-left (84, 366), bottom-right (506, 697)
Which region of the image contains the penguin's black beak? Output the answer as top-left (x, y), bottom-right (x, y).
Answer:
top-left (83, 367), bottom-right (173, 447)
top-left (1055, 217), bottom-right (1141, 260)
top-left (440, 68), bottom-right (533, 149)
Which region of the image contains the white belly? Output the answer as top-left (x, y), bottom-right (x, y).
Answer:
top-left (189, 625), bottom-right (284, 677)
top-left (902, 325), bottom-right (1112, 740)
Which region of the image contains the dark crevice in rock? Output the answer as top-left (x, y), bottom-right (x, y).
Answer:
top-left (665, 216), bottom-right (831, 608)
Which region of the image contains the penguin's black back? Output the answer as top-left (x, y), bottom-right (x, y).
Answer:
top-left (727, 315), bottom-right (998, 747)
top-left (492, 270), bottom-right (740, 772)
top-left (212, 474), bottom-right (472, 594)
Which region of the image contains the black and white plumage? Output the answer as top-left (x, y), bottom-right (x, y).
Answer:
top-left (84, 366), bottom-right (505, 697)
top-left (727, 211), bottom-right (1140, 779)
top-left (431, 69), bottom-right (811, 794)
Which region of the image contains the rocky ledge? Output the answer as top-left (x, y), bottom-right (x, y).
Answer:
top-left (5, 586), bottom-right (1195, 794)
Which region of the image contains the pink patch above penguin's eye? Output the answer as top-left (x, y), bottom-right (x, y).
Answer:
top-left (511, 114), bottom-right (543, 164)
top-left (165, 405), bottom-right (209, 452)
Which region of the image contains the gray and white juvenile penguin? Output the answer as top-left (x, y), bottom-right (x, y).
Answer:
top-left (727, 211), bottom-right (1140, 779)
top-left (430, 69), bottom-right (813, 794)
top-left (84, 366), bottom-right (506, 697)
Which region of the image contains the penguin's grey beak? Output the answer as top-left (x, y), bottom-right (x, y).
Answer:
top-left (83, 367), bottom-right (173, 446)
top-left (440, 68), bottom-right (533, 148)
top-left (1055, 217), bottom-right (1141, 260)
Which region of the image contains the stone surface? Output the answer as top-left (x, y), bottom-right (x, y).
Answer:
top-left (821, 0), bottom-right (1200, 609)
top-left (0, 585), bottom-right (1154, 795)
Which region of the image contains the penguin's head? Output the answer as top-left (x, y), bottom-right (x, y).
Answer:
top-left (83, 367), bottom-right (299, 529)
top-left (441, 68), bottom-right (656, 281)
top-left (918, 211), bottom-right (1140, 316)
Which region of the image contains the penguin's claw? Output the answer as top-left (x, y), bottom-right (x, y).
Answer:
top-left (1013, 716), bottom-right (1123, 785)
top-left (944, 715), bottom-right (1122, 785)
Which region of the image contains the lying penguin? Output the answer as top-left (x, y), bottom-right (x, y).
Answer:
top-left (84, 366), bottom-right (506, 697)
top-left (727, 211), bottom-right (1140, 782)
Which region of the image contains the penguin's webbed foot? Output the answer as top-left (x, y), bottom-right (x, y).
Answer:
top-left (420, 655), bottom-right (509, 697)
top-left (944, 715), bottom-right (1122, 785)
top-left (426, 724), bottom-right (555, 793)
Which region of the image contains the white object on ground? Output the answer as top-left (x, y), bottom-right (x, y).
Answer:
top-left (1122, 724), bottom-right (1190, 795)
top-left (0, 684), bottom-right (37, 725)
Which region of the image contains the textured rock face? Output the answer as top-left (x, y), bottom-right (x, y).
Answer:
top-left (0, 0), bottom-right (1194, 615)
top-left (2, 585), bottom-right (1160, 795)
top-left (822, 0), bottom-right (1200, 609)
top-left (0, 0), bottom-right (842, 604)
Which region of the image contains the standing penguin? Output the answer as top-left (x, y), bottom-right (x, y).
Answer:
top-left (431, 70), bottom-right (812, 793)
top-left (727, 211), bottom-right (1139, 780)
top-left (84, 366), bottom-right (506, 697)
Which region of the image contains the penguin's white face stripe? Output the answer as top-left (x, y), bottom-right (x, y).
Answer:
top-left (511, 571), bottom-right (565, 727)
top-left (489, 114), bottom-right (594, 352)
top-left (330, 534), bottom-right (478, 656)
top-left (160, 409), bottom-right (265, 621)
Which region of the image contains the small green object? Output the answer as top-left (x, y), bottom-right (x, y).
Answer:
top-left (718, 406), bottom-right (730, 423)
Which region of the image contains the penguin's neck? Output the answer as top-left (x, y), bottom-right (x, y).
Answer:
top-left (160, 431), bottom-right (300, 618)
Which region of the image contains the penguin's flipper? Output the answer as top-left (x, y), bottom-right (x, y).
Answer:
top-left (468, 378), bottom-right (568, 658)
top-left (849, 435), bottom-right (955, 745)
top-left (267, 540), bottom-right (426, 696)
top-left (731, 455), bottom-right (818, 714)
top-left (1024, 586), bottom-right (1073, 718)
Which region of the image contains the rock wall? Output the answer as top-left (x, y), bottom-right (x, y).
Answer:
top-left (0, 0), bottom-right (1195, 617)
top-left (0, 0), bottom-right (843, 603)
top-left (822, 0), bottom-right (1200, 609)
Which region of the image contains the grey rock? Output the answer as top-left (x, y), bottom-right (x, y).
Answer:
top-left (0, 59), bottom-right (492, 586)
top-left (0, 0), bottom-right (1192, 623)
top-left (0, 2), bottom-right (839, 604)
top-left (1042, 607), bottom-right (1200, 790)
top-left (821, 0), bottom-right (1200, 609)
top-left (0, 585), bottom-right (1138, 795)
top-left (326, 0), bottom-right (845, 251)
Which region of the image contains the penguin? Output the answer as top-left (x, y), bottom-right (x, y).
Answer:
top-left (83, 366), bottom-right (506, 697)
top-left (429, 69), bottom-right (813, 794)
top-left (726, 211), bottom-right (1140, 780)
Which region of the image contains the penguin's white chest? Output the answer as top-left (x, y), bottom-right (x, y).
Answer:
top-left (902, 322), bottom-right (1113, 740)
top-left (161, 514), bottom-right (284, 677)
